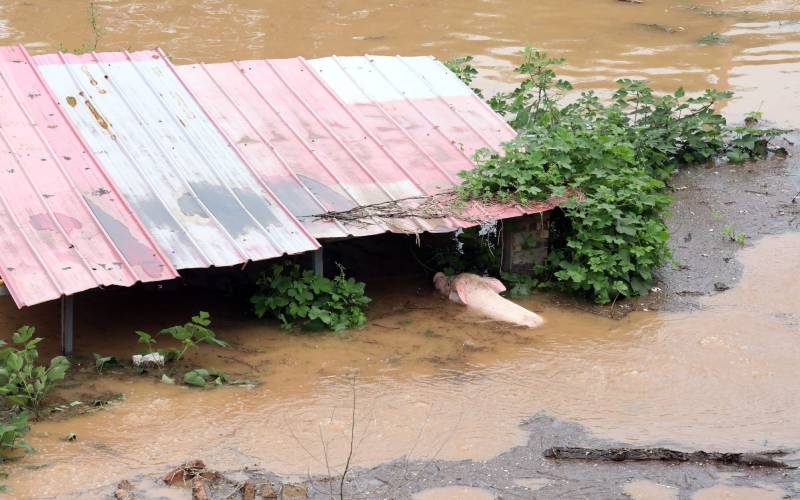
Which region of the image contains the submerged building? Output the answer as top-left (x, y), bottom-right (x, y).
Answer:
top-left (0, 45), bottom-right (558, 349)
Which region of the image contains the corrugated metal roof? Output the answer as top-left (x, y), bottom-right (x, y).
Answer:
top-left (33, 50), bottom-right (320, 271)
top-left (175, 54), bottom-right (537, 238)
top-left (0, 45), bottom-right (177, 307)
top-left (0, 46), bottom-right (558, 308)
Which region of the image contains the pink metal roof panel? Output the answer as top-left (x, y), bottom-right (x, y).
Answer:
top-left (0, 45), bottom-right (177, 307)
top-left (33, 50), bottom-right (320, 271)
top-left (176, 55), bottom-right (539, 238)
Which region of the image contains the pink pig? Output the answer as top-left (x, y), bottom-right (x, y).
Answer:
top-left (433, 272), bottom-right (544, 328)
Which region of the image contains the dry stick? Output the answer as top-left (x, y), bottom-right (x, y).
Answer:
top-left (313, 190), bottom-right (549, 227)
top-left (340, 376), bottom-right (357, 500)
top-left (313, 191), bottom-right (482, 225)
top-left (544, 447), bottom-right (795, 468)
top-left (319, 424), bottom-right (335, 500)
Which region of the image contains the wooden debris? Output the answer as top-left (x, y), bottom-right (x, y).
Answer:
top-left (163, 459), bottom-right (220, 486)
top-left (544, 447), bottom-right (795, 468)
top-left (241, 481), bottom-right (256, 500)
top-left (260, 483), bottom-right (279, 499)
top-left (192, 479), bottom-right (209, 500)
top-left (281, 483), bottom-right (309, 500)
top-left (114, 480), bottom-right (134, 500)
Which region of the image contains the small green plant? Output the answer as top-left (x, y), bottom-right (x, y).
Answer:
top-left (501, 272), bottom-right (544, 298)
top-left (251, 263), bottom-right (371, 332)
top-left (722, 226), bottom-right (747, 247)
top-left (0, 327), bottom-right (70, 417)
top-left (134, 312), bottom-right (228, 362)
top-left (92, 353), bottom-right (118, 374)
top-left (183, 368), bottom-right (232, 387)
top-left (0, 412), bottom-right (32, 461)
top-left (445, 56), bottom-right (484, 98)
top-left (726, 112), bottom-right (783, 163)
top-left (0, 410), bottom-right (33, 492)
top-left (134, 330), bottom-right (157, 354)
top-left (698, 32), bottom-right (730, 44)
top-left (57, 1), bottom-right (104, 55)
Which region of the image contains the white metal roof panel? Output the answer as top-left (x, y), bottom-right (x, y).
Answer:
top-left (34, 51), bottom-right (319, 270)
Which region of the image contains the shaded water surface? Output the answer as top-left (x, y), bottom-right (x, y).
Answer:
top-left (1, 233), bottom-right (798, 496)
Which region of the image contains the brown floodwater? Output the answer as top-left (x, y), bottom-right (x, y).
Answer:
top-left (1, 0), bottom-right (799, 125)
top-left (1, 0), bottom-right (800, 497)
top-left (0, 233), bottom-right (798, 497)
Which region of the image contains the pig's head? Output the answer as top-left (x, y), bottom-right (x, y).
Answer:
top-left (433, 272), bottom-right (451, 296)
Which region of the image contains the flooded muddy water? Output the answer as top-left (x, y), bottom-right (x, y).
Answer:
top-left (412, 486), bottom-right (494, 500)
top-left (1, 233), bottom-right (798, 496)
top-left (623, 480), bottom-right (679, 500)
top-left (0, 0), bottom-right (799, 125)
top-left (1, 0), bottom-right (799, 497)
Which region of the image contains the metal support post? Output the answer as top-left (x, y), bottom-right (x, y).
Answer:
top-left (60, 294), bottom-right (74, 356)
top-left (312, 248), bottom-right (324, 277)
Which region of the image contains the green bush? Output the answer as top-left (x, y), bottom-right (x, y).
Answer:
top-left (454, 48), bottom-right (786, 303)
top-left (0, 326), bottom-right (69, 416)
top-left (251, 263), bottom-right (371, 332)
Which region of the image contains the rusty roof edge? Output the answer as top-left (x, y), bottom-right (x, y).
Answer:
top-left (19, 44), bottom-right (180, 282)
top-left (156, 48), bottom-right (321, 253)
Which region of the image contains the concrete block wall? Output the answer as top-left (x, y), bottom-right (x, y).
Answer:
top-left (501, 212), bottom-right (550, 274)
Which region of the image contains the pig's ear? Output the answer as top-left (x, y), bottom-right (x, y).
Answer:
top-left (454, 279), bottom-right (470, 304)
top-left (483, 277), bottom-right (506, 293)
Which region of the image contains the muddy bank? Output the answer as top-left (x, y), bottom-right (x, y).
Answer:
top-left (96, 415), bottom-right (800, 499)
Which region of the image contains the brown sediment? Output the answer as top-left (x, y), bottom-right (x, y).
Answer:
top-left (84, 99), bottom-right (109, 129)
